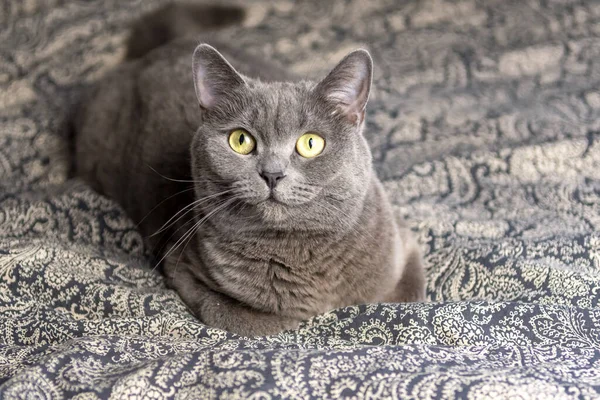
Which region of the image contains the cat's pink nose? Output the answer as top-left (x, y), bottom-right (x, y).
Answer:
top-left (260, 171), bottom-right (285, 190)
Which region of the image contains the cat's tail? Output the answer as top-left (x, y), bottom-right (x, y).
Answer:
top-left (124, 2), bottom-right (245, 60)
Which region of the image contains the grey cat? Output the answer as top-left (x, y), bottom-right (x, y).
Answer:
top-left (73, 3), bottom-right (426, 336)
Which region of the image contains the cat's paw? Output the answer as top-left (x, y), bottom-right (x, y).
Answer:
top-left (202, 307), bottom-right (301, 337)
top-left (394, 252), bottom-right (427, 303)
top-left (395, 285), bottom-right (426, 303)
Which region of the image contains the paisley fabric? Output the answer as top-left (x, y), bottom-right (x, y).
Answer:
top-left (2, 0), bottom-right (600, 398)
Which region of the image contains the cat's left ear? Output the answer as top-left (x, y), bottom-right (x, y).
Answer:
top-left (314, 49), bottom-right (373, 126)
top-left (192, 44), bottom-right (246, 110)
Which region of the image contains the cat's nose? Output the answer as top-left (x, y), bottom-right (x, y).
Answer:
top-left (260, 171), bottom-right (285, 190)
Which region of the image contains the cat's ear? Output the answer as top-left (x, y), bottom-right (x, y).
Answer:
top-left (314, 49), bottom-right (373, 125)
top-left (192, 44), bottom-right (246, 110)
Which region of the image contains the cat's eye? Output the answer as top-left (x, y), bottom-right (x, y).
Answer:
top-left (228, 129), bottom-right (256, 155)
top-left (296, 133), bottom-right (325, 158)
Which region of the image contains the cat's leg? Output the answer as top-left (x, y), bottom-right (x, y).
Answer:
top-left (389, 228), bottom-right (427, 303)
top-left (165, 261), bottom-right (301, 336)
top-left (393, 250), bottom-right (426, 302)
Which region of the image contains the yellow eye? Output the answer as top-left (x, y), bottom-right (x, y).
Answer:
top-left (228, 129), bottom-right (256, 155)
top-left (296, 133), bottom-right (325, 158)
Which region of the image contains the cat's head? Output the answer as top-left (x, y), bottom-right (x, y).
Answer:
top-left (190, 44), bottom-right (374, 233)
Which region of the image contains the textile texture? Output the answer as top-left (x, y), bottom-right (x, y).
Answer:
top-left (1, 0), bottom-right (600, 398)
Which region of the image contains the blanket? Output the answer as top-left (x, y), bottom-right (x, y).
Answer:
top-left (1, 0), bottom-right (600, 398)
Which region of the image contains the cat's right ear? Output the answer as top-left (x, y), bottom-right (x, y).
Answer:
top-left (192, 44), bottom-right (246, 110)
top-left (313, 49), bottom-right (373, 126)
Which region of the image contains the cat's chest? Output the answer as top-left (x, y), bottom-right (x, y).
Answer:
top-left (200, 236), bottom-right (347, 316)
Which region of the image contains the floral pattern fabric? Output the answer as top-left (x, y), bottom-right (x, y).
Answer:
top-left (1, 0), bottom-right (600, 398)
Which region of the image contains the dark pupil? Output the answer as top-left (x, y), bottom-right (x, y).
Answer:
top-left (308, 137), bottom-right (313, 149)
top-left (239, 133), bottom-right (245, 146)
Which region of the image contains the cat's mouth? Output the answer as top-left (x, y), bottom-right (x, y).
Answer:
top-left (235, 183), bottom-right (317, 209)
top-left (258, 187), bottom-right (319, 208)
top-left (268, 190), bottom-right (283, 200)
top-left (263, 194), bottom-right (286, 206)
top-left (253, 196), bottom-right (290, 223)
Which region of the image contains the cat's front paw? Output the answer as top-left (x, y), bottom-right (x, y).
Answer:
top-left (203, 311), bottom-right (301, 337)
top-left (395, 284), bottom-right (426, 303)
top-left (394, 252), bottom-right (427, 303)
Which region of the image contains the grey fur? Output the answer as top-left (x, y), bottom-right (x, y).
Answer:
top-left (74, 4), bottom-right (426, 336)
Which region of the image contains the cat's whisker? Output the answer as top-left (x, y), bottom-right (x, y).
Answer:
top-left (136, 186), bottom-right (195, 228)
top-left (146, 164), bottom-right (229, 184)
top-left (149, 199), bottom-right (221, 266)
top-left (149, 188), bottom-right (236, 237)
top-left (230, 199), bottom-right (249, 220)
top-left (151, 193), bottom-right (235, 257)
top-left (313, 201), bottom-right (375, 242)
top-left (312, 202), bottom-right (344, 224)
top-left (153, 199), bottom-right (229, 271)
top-left (334, 203), bottom-right (376, 243)
top-left (170, 197), bottom-right (239, 274)
top-left (155, 197), bottom-right (237, 271)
